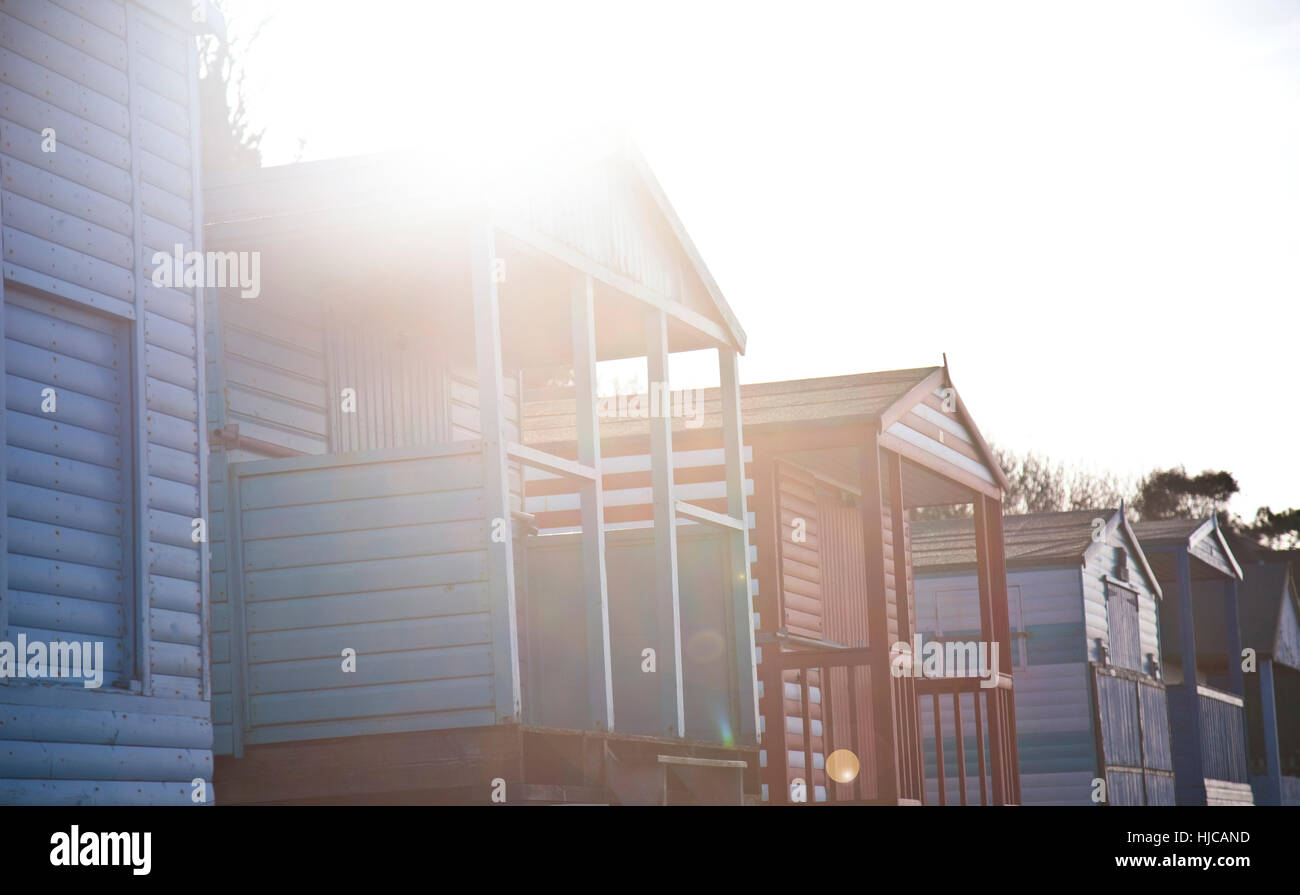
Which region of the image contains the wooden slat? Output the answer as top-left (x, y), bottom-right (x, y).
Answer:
top-left (570, 271), bottom-right (613, 731)
top-left (506, 440), bottom-right (596, 481)
top-left (859, 436), bottom-right (899, 803)
top-left (719, 347), bottom-right (758, 745)
top-left (674, 498), bottom-right (744, 531)
top-left (646, 307), bottom-right (684, 737)
top-left (470, 221), bottom-right (520, 723)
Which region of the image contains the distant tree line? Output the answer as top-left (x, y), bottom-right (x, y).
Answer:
top-left (914, 446), bottom-right (1300, 552)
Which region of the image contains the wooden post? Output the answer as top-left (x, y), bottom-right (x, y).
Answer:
top-left (646, 308), bottom-right (685, 737)
top-left (973, 495), bottom-right (1007, 803)
top-left (470, 222), bottom-right (522, 723)
top-left (859, 434), bottom-right (899, 803)
top-left (752, 448), bottom-right (788, 799)
top-left (1172, 546), bottom-right (1205, 800)
top-left (571, 272), bottom-right (614, 732)
top-left (887, 450), bottom-right (921, 801)
top-left (0, 234), bottom-right (6, 642)
top-left (985, 496), bottom-right (1018, 801)
top-left (1259, 659), bottom-right (1283, 805)
top-left (986, 498), bottom-right (1013, 675)
top-left (125, 4), bottom-right (150, 693)
top-left (719, 348), bottom-right (759, 745)
top-left (1224, 577), bottom-right (1244, 698)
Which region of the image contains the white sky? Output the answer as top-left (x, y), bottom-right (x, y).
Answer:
top-left (221, 0), bottom-right (1300, 518)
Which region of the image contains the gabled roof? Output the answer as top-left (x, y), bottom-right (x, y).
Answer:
top-left (1239, 562), bottom-right (1300, 665)
top-left (205, 141), bottom-right (746, 354)
top-left (912, 507), bottom-right (1162, 597)
top-left (621, 142), bottom-right (746, 354)
top-left (525, 364), bottom-right (1009, 490)
top-left (1133, 516), bottom-right (1244, 581)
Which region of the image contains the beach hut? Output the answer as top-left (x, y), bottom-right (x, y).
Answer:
top-left (203, 144), bottom-right (763, 804)
top-left (1132, 517), bottom-right (1252, 805)
top-left (524, 366), bottom-right (1022, 804)
top-left (0, 1), bottom-right (218, 803)
top-left (911, 508), bottom-right (1174, 805)
top-left (1235, 560), bottom-right (1300, 805)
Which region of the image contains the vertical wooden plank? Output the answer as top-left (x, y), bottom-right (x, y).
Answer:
top-left (932, 692), bottom-right (946, 805)
top-left (0, 208), bottom-right (6, 642)
top-left (225, 470), bottom-right (248, 758)
top-left (847, 666), bottom-right (860, 801)
top-left (1171, 545), bottom-right (1206, 794)
top-left (973, 496), bottom-right (1010, 802)
top-left (859, 435), bottom-right (899, 803)
top-left (645, 308), bottom-right (684, 737)
top-left (752, 448), bottom-right (788, 799)
top-left (124, 4), bottom-right (150, 693)
top-left (974, 690), bottom-right (987, 804)
top-left (954, 692), bottom-right (967, 804)
top-left (719, 347), bottom-right (759, 744)
top-left (570, 271), bottom-right (613, 732)
top-left (823, 665), bottom-right (836, 802)
top-left (800, 671), bottom-right (813, 802)
top-left (887, 450), bottom-right (921, 799)
top-left (1223, 577), bottom-right (1244, 697)
top-left (985, 495), bottom-right (1020, 802)
top-left (188, 39), bottom-right (212, 704)
top-left (986, 498), bottom-right (1013, 675)
top-left (1259, 659), bottom-right (1283, 805)
top-left (470, 222), bottom-right (521, 723)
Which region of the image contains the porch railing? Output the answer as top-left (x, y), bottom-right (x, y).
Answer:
top-left (1196, 685), bottom-right (1248, 784)
top-left (916, 674), bottom-right (1019, 805)
top-left (759, 645), bottom-right (925, 804)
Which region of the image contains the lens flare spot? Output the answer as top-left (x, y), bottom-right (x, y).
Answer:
top-left (685, 628), bottom-right (725, 664)
top-left (826, 749), bottom-right (860, 784)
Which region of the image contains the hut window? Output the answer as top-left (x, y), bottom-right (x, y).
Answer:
top-left (933, 585), bottom-right (1027, 671)
top-left (1104, 581), bottom-right (1142, 672)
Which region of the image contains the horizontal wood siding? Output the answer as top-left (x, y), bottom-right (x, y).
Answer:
top-left (215, 445), bottom-right (495, 752)
top-left (917, 567), bottom-right (1094, 804)
top-left (883, 390), bottom-right (994, 487)
top-left (0, 0), bottom-right (211, 804)
top-left (4, 289), bottom-right (131, 678)
top-left (217, 295), bottom-right (328, 456)
top-left (1083, 529), bottom-right (1161, 672)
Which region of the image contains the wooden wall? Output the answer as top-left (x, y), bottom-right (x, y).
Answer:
top-left (522, 525), bottom-right (739, 743)
top-left (213, 444), bottom-right (495, 754)
top-left (915, 515), bottom-right (1165, 805)
top-left (916, 566), bottom-right (1093, 804)
top-left (0, 0), bottom-right (212, 805)
top-left (526, 445), bottom-right (907, 802)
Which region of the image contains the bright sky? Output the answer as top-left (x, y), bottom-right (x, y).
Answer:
top-left (222, 0), bottom-right (1300, 518)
